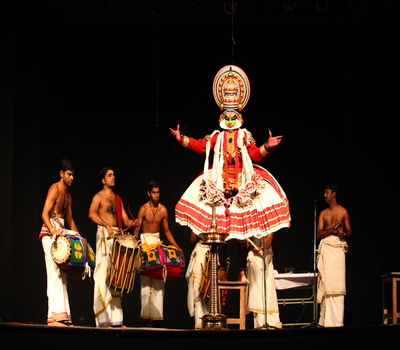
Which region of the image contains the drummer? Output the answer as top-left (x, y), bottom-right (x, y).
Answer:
top-left (39, 158), bottom-right (80, 327)
top-left (88, 166), bottom-right (138, 328)
top-left (133, 180), bottom-right (182, 327)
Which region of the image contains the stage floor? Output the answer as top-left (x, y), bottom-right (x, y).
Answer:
top-left (1, 321), bottom-right (399, 349)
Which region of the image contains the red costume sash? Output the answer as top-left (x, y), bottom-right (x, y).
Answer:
top-left (115, 194), bottom-right (123, 229)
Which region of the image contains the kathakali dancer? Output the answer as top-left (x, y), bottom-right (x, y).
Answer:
top-left (170, 65), bottom-right (291, 283)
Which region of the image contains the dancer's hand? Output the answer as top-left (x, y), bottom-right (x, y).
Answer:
top-left (265, 129), bottom-right (283, 148)
top-left (169, 124), bottom-right (182, 143)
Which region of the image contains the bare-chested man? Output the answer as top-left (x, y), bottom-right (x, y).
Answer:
top-left (316, 184), bottom-right (352, 327)
top-left (88, 167), bottom-right (138, 328)
top-left (133, 180), bottom-right (182, 327)
top-left (39, 158), bottom-right (79, 327)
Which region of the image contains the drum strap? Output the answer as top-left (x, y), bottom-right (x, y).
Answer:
top-left (100, 225), bottom-right (119, 255)
top-left (101, 226), bottom-right (107, 255)
top-left (53, 217), bottom-right (65, 229)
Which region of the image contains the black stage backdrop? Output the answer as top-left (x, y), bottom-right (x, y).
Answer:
top-left (1, 1), bottom-right (399, 329)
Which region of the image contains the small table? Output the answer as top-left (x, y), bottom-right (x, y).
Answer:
top-left (274, 272), bottom-right (315, 290)
top-left (381, 272), bottom-right (400, 325)
top-left (218, 281), bottom-right (248, 330)
top-left (274, 272), bottom-right (317, 326)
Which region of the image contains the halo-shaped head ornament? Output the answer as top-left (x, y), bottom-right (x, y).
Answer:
top-left (213, 65), bottom-right (250, 112)
top-left (213, 65), bottom-right (250, 130)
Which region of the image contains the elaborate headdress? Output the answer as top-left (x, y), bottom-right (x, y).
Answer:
top-left (213, 65), bottom-right (250, 130)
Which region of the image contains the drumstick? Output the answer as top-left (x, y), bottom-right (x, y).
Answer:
top-left (246, 238), bottom-right (264, 256)
top-left (116, 223), bottom-right (134, 235)
top-left (114, 205), bottom-right (135, 236)
top-left (111, 204), bottom-right (138, 237)
top-left (114, 203), bottom-right (137, 236)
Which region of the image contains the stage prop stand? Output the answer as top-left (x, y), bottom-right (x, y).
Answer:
top-left (301, 199), bottom-right (319, 328)
top-left (199, 206), bottom-right (229, 330)
top-left (312, 199), bottom-right (318, 324)
top-left (258, 246), bottom-right (271, 330)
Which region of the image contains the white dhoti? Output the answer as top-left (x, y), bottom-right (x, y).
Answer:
top-left (41, 217), bottom-right (72, 324)
top-left (317, 235), bottom-right (348, 327)
top-left (93, 225), bottom-right (123, 327)
top-left (140, 232), bottom-right (165, 320)
top-left (185, 242), bottom-right (210, 329)
top-left (246, 246), bottom-right (281, 329)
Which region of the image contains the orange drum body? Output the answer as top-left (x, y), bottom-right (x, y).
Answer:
top-left (107, 234), bottom-right (142, 293)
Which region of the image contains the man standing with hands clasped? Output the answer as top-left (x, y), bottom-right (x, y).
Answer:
top-left (317, 184), bottom-right (352, 327)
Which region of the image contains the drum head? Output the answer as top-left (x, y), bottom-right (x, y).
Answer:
top-left (51, 236), bottom-right (71, 264)
top-left (116, 234), bottom-right (138, 249)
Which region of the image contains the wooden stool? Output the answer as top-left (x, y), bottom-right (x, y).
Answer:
top-left (381, 272), bottom-right (400, 325)
top-left (218, 281), bottom-right (247, 330)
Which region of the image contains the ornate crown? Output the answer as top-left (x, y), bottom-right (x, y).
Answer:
top-left (213, 65), bottom-right (250, 111)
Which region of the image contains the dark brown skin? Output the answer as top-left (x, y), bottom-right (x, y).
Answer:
top-left (88, 169), bottom-right (138, 239)
top-left (317, 188), bottom-right (352, 240)
top-left (42, 169), bottom-right (78, 236)
top-left (133, 187), bottom-right (181, 251)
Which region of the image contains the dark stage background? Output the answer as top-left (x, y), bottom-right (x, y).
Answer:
top-left (1, 1), bottom-right (399, 329)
